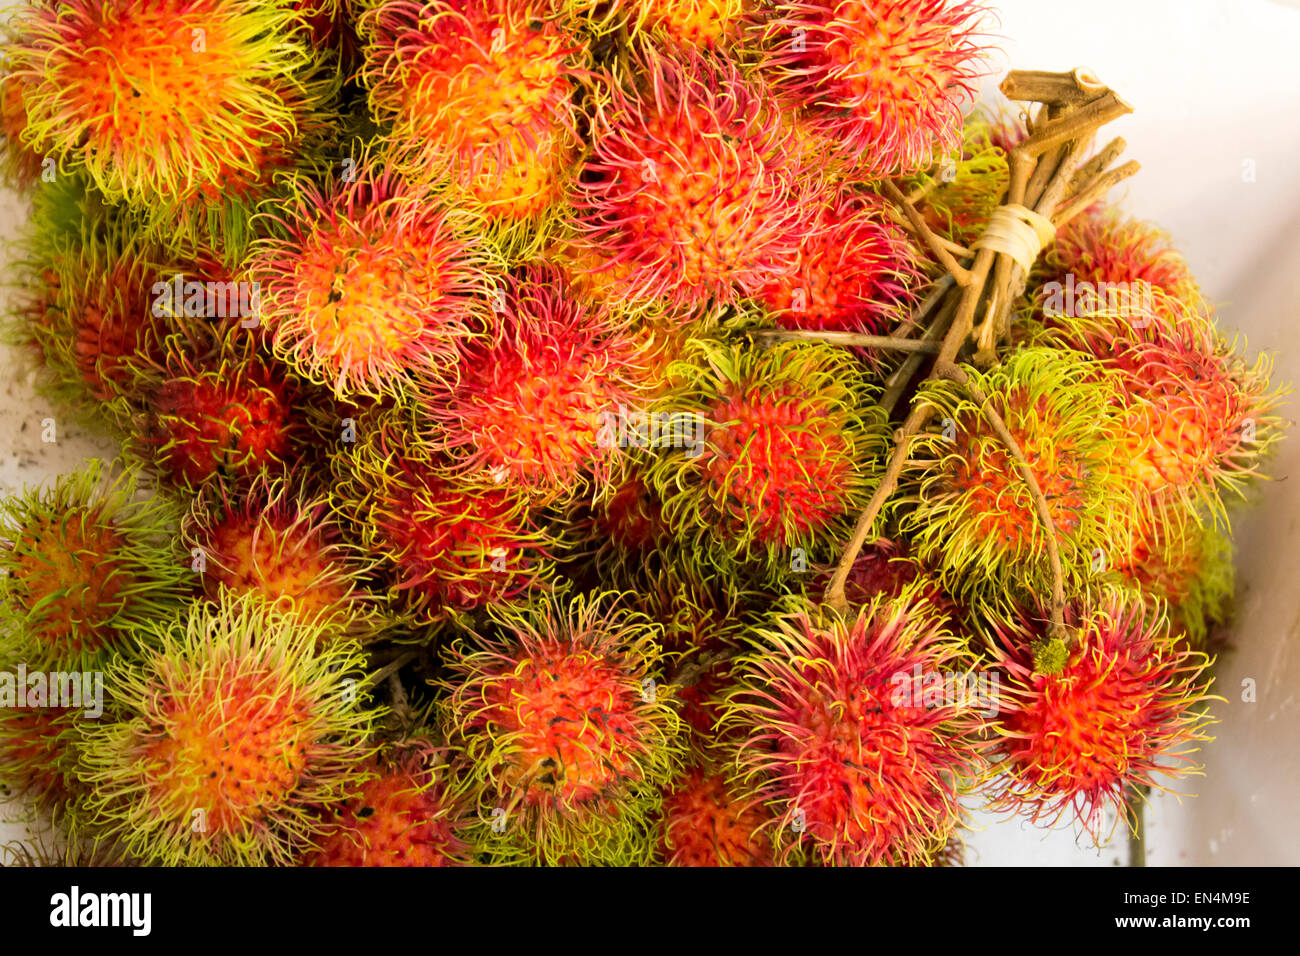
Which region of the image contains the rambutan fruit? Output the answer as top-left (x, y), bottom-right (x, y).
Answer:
top-left (903, 347), bottom-right (1136, 607)
top-left (0, 460), bottom-right (189, 669)
top-left (332, 404), bottom-right (559, 622)
top-left (357, 0), bottom-right (587, 222)
top-left (755, 0), bottom-right (993, 174)
top-left (0, 702), bottom-right (82, 820)
top-left (632, 0), bottom-right (752, 49)
top-left (720, 594), bottom-right (986, 866)
top-left (419, 262), bottom-right (648, 500)
top-left (1042, 205), bottom-right (1201, 311)
top-left (182, 474), bottom-right (379, 638)
top-left (250, 157), bottom-right (495, 401)
top-left (116, 325), bottom-right (309, 492)
top-left (1106, 506), bottom-right (1233, 647)
top-left (77, 593), bottom-right (379, 867)
top-left (1030, 295), bottom-right (1285, 519)
top-left (19, 220), bottom-right (170, 414)
top-left (568, 465), bottom-right (671, 569)
top-left (754, 188), bottom-right (922, 342)
top-left (304, 739), bottom-right (473, 866)
top-left (983, 592), bottom-right (1216, 839)
top-left (659, 762), bottom-right (774, 866)
top-left (648, 340), bottom-right (889, 569)
top-left (442, 591), bottom-right (684, 865)
top-left (5, 0), bottom-right (329, 227)
top-left (0, 69), bottom-right (43, 188)
top-left (573, 47), bottom-right (822, 309)
top-left (808, 537), bottom-right (955, 621)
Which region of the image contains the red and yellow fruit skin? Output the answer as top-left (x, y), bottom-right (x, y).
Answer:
top-left (1028, 293), bottom-right (1284, 522)
top-left (913, 111), bottom-right (1011, 248)
top-left (304, 740), bottom-right (473, 867)
top-left (182, 474), bottom-right (380, 640)
top-left (419, 262), bottom-right (648, 502)
top-left (5, 1), bottom-right (327, 220)
top-left (755, 188), bottom-right (922, 345)
top-left (117, 327), bottom-right (308, 493)
top-left (0, 460), bottom-right (190, 670)
top-left (904, 347), bottom-right (1138, 611)
top-left (331, 403), bottom-right (560, 623)
top-left (358, 0), bottom-right (586, 220)
top-left (754, 0), bottom-right (993, 174)
top-left (984, 593), bottom-right (1217, 841)
top-left (648, 339), bottom-right (888, 571)
top-left (573, 47), bottom-right (823, 309)
top-left (76, 593), bottom-right (380, 867)
top-left (0, 70), bottom-right (44, 188)
top-left (0, 703), bottom-right (83, 822)
top-left (250, 157), bottom-right (495, 401)
top-left (659, 763), bottom-right (774, 866)
top-left (442, 591), bottom-right (684, 866)
top-left (720, 593), bottom-right (986, 867)
top-left (809, 537), bottom-right (957, 623)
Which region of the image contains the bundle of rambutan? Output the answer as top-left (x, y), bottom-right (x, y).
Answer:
top-left (0, 0), bottom-right (1286, 869)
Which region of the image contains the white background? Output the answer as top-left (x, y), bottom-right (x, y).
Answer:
top-left (2, 0), bottom-right (1298, 865)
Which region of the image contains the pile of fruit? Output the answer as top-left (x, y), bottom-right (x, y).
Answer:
top-left (0, 0), bottom-right (1284, 867)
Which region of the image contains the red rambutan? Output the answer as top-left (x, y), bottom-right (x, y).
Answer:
top-left (659, 763), bottom-right (774, 866)
top-left (721, 594), bottom-right (986, 866)
top-left (756, 0), bottom-right (993, 174)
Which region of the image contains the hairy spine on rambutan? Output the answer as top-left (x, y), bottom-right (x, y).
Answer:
top-left (913, 112), bottom-right (1011, 248)
top-left (754, 187), bottom-right (922, 345)
top-left (114, 324), bottom-right (309, 492)
top-left (658, 761), bottom-right (775, 866)
top-left (419, 262), bottom-right (649, 502)
top-left (442, 591), bottom-right (684, 865)
top-left (903, 346), bottom-right (1138, 609)
top-left (331, 403), bottom-right (560, 622)
top-left (648, 339), bottom-right (889, 570)
top-left (0, 698), bottom-right (82, 822)
top-left (250, 155), bottom-right (496, 401)
top-left (983, 592), bottom-right (1217, 840)
top-left (0, 460), bottom-right (189, 669)
top-left (77, 592), bottom-right (380, 866)
top-left (1027, 293), bottom-right (1285, 522)
top-left (573, 47), bottom-right (824, 309)
top-left (304, 738), bottom-right (474, 866)
top-left (182, 473), bottom-right (381, 639)
top-left (754, 0), bottom-right (994, 174)
top-left (358, 0), bottom-right (587, 224)
top-left (5, 0), bottom-right (330, 230)
top-left (720, 593), bottom-right (987, 866)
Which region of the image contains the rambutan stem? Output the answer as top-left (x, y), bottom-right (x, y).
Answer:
top-left (362, 650), bottom-right (420, 693)
top-left (882, 180), bottom-right (974, 286)
top-left (1070, 136), bottom-right (1128, 193)
top-left (1126, 783), bottom-right (1150, 867)
top-left (752, 330), bottom-right (940, 352)
top-left (1054, 160), bottom-right (1142, 225)
top-left (1000, 68), bottom-right (1108, 108)
top-left (933, 361), bottom-right (1069, 643)
top-left (881, 288), bottom-right (961, 417)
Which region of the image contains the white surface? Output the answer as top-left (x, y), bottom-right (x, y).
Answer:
top-left (2, 0), bottom-right (1298, 864)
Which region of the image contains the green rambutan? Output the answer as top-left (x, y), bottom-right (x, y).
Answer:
top-left (659, 762), bottom-right (774, 866)
top-left (332, 404), bottom-right (559, 622)
top-left (755, 0), bottom-right (993, 174)
top-left (442, 591), bottom-right (684, 865)
top-left (983, 592), bottom-right (1216, 840)
top-left (250, 156), bottom-right (496, 401)
top-left (181, 474), bottom-right (380, 638)
top-left (915, 112), bottom-right (1011, 248)
top-left (903, 347), bottom-right (1136, 607)
top-left (419, 262), bottom-right (648, 500)
top-left (77, 593), bottom-right (379, 866)
top-left (720, 594), bottom-right (986, 866)
top-left (303, 739), bottom-right (473, 866)
top-left (573, 47), bottom-right (822, 309)
top-left (648, 340), bottom-right (888, 569)
top-left (0, 460), bottom-right (189, 669)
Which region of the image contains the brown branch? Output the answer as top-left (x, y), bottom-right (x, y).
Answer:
top-left (1000, 67), bottom-right (1107, 107)
top-left (881, 179), bottom-right (974, 286)
top-left (1017, 90), bottom-right (1133, 158)
top-left (1054, 159), bottom-right (1142, 225)
top-left (1070, 136), bottom-right (1127, 193)
top-left (934, 361), bottom-right (1068, 642)
top-left (880, 292), bottom-right (960, 417)
top-left (1126, 783), bottom-right (1150, 867)
top-left (751, 329), bottom-right (940, 352)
